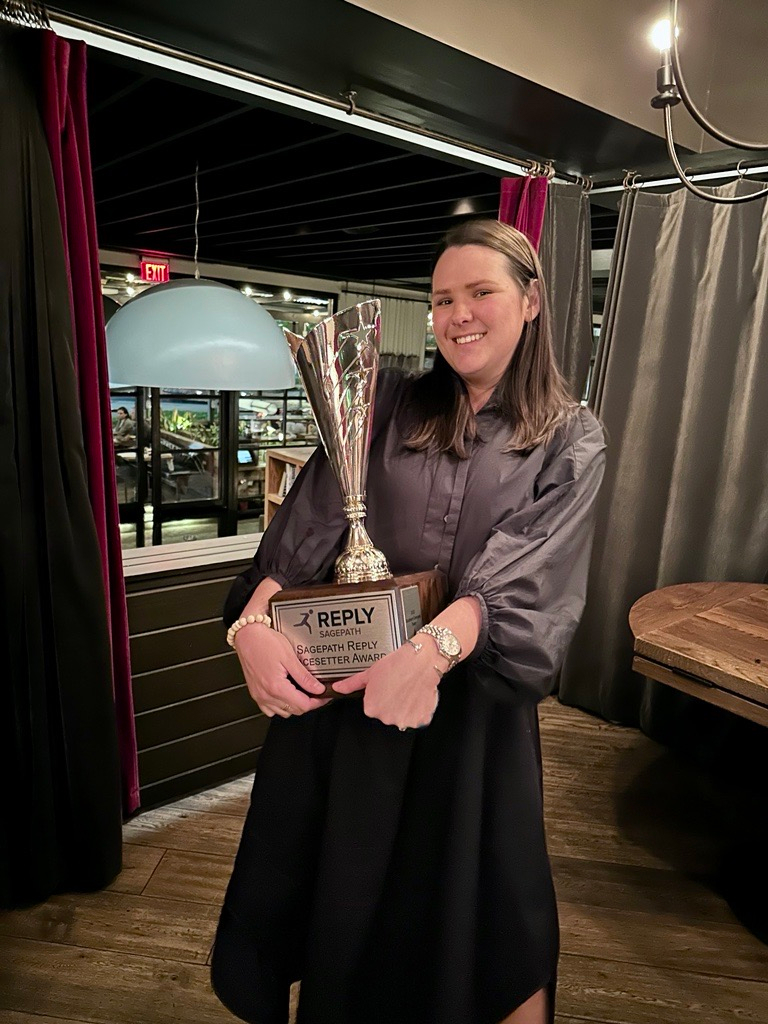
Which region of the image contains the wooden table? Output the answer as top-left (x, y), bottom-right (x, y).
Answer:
top-left (630, 582), bottom-right (768, 945)
top-left (629, 582), bottom-right (768, 727)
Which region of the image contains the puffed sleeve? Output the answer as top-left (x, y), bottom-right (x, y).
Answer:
top-left (224, 369), bottom-right (406, 624)
top-left (454, 408), bottom-right (606, 705)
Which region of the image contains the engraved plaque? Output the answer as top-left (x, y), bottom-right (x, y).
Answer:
top-left (270, 571), bottom-right (447, 689)
top-left (269, 301), bottom-right (448, 689)
top-left (272, 590), bottom-right (412, 680)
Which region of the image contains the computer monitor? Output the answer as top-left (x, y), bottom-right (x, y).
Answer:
top-left (237, 449), bottom-right (254, 465)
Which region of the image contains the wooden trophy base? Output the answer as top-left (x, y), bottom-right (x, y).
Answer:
top-left (270, 569), bottom-right (447, 695)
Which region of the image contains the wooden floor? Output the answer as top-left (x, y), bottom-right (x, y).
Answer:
top-left (1, 698), bottom-right (766, 1023)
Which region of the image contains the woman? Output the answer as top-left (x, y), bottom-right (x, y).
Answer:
top-left (112, 405), bottom-right (135, 445)
top-left (211, 219), bottom-right (606, 1024)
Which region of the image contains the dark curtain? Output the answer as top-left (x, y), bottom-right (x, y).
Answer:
top-left (41, 29), bottom-right (139, 814)
top-left (0, 24), bottom-right (122, 907)
top-left (498, 175), bottom-right (548, 250)
top-left (559, 180), bottom-right (768, 752)
top-left (537, 182), bottom-right (593, 398)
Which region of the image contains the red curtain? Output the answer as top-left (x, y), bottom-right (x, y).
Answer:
top-left (498, 175), bottom-right (548, 251)
top-left (41, 32), bottom-right (139, 814)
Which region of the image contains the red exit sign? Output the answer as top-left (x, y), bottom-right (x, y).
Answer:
top-left (140, 259), bottom-right (170, 283)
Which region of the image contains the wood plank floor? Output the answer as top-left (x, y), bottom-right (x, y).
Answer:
top-left (1, 699), bottom-right (766, 1023)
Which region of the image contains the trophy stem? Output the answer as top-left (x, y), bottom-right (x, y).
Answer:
top-left (334, 494), bottom-right (392, 584)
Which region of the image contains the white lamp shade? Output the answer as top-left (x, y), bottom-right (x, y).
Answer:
top-left (106, 278), bottom-right (295, 390)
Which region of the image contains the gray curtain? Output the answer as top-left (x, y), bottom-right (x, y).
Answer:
top-left (342, 290), bottom-right (428, 368)
top-left (538, 182), bottom-right (593, 398)
top-left (559, 179), bottom-right (768, 740)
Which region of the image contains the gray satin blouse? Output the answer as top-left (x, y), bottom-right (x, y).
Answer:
top-left (226, 368), bottom-right (606, 705)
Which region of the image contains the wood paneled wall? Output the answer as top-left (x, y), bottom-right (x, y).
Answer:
top-left (124, 536), bottom-right (265, 808)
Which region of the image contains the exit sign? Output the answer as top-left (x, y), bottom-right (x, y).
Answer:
top-left (140, 259), bottom-right (170, 283)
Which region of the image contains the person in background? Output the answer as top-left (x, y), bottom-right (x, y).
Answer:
top-left (112, 405), bottom-right (135, 446)
top-left (211, 220), bottom-right (607, 1024)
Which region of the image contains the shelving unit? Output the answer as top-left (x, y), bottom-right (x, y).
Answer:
top-left (265, 446), bottom-right (316, 525)
top-left (236, 386), bottom-right (316, 524)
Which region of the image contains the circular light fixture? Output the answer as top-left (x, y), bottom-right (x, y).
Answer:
top-left (282, 290), bottom-right (292, 301)
top-left (106, 278), bottom-right (295, 390)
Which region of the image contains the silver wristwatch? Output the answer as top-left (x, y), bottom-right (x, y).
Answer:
top-left (417, 625), bottom-right (462, 670)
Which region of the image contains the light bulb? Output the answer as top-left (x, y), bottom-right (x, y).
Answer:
top-left (126, 285), bottom-right (136, 297)
top-left (650, 18), bottom-right (677, 52)
top-left (242, 285), bottom-right (253, 297)
top-left (282, 290), bottom-right (292, 301)
top-left (126, 272), bottom-right (135, 283)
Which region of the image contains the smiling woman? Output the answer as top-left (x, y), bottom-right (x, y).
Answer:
top-left (431, 247), bottom-right (539, 405)
top-left (405, 219), bottom-right (576, 458)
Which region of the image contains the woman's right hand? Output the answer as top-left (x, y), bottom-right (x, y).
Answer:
top-left (234, 624), bottom-right (330, 718)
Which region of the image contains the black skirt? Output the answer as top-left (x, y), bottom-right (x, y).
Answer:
top-left (211, 668), bottom-right (558, 1024)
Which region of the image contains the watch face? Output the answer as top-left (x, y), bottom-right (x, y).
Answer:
top-left (442, 634), bottom-right (461, 657)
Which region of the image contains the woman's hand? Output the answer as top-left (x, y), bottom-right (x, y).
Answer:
top-left (235, 624), bottom-right (330, 719)
top-left (331, 643), bottom-right (441, 730)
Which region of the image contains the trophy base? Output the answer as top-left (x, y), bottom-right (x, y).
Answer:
top-left (270, 570), bottom-right (447, 695)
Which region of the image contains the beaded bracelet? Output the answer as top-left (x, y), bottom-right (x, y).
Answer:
top-left (226, 612), bottom-right (272, 648)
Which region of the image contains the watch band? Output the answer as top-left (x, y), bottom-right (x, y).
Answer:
top-left (416, 624), bottom-right (462, 669)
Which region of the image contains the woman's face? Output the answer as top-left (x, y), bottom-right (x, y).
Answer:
top-left (431, 244), bottom-right (539, 394)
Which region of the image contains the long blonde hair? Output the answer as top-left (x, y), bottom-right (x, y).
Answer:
top-left (404, 219), bottom-right (576, 457)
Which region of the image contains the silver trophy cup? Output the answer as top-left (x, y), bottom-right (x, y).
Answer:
top-left (269, 300), bottom-right (446, 685)
top-left (284, 299), bottom-right (390, 584)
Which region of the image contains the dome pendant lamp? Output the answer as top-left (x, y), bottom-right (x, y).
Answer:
top-left (106, 278), bottom-right (294, 390)
top-left (105, 163), bottom-right (295, 390)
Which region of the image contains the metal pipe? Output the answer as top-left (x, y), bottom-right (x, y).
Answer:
top-left (592, 157), bottom-right (768, 195)
top-left (661, 106), bottom-right (768, 204)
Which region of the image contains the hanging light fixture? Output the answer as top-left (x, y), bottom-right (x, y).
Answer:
top-left (650, 0), bottom-right (768, 204)
top-left (105, 162), bottom-right (295, 390)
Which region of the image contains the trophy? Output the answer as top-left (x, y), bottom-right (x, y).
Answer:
top-left (269, 300), bottom-right (446, 692)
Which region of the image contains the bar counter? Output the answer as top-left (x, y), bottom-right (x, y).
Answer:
top-left (123, 534), bottom-right (264, 808)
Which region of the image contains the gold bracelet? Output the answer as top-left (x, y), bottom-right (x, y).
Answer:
top-left (227, 612), bottom-right (272, 648)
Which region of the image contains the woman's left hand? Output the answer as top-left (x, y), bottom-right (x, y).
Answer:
top-left (331, 644), bottom-right (441, 730)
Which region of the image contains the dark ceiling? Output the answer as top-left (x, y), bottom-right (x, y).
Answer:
top-left (59, 0), bottom-right (684, 286)
top-left (56, 0), bottom-right (677, 170)
top-left (89, 53), bottom-right (501, 287)
top-left (59, 0), bottom-right (694, 285)
top-left (88, 50), bottom-right (621, 287)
